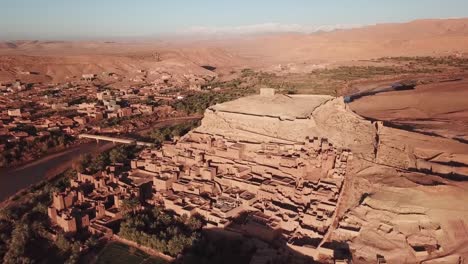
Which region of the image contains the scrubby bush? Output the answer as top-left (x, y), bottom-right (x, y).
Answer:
top-left (118, 209), bottom-right (203, 257)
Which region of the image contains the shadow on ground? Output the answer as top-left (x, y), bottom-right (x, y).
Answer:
top-left (176, 213), bottom-right (353, 264)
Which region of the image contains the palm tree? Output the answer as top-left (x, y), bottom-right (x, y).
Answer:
top-left (121, 198), bottom-right (140, 214)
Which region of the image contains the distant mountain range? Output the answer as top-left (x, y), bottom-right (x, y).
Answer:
top-left (1, 18), bottom-right (467, 83)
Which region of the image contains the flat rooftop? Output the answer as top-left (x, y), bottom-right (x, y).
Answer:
top-left (210, 94), bottom-right (333, 120)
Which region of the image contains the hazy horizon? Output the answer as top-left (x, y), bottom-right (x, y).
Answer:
top-left (1, 0), bottom-right (468, 40)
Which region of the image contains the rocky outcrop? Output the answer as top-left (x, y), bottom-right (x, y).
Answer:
top-left (376, 124), bottom-right (468, 178)
top-left (311, 98), bottom-right (377, 161)
top-left (197, 91), bottom-right (468, 179)
top-left (333, 183), bottom-right (468, 263)
top-left (196, 92), bottom-right (378, 160)
top-left (193, 90), bottom-right (468, 263)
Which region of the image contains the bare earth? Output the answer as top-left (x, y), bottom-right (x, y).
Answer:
top-left (2, 18), bottom-right (468, 83)
top-left (195, 88), bottom-right (468, 263)
top-left (1, 17), bottom-right (468, 263)
top-left (350, 77), bottom-right (468, 141)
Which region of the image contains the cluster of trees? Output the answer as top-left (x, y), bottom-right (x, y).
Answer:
top-left (120, 198), bottom-right (140, 215)
top-left (171, 88), bottom-right (254, 114)
top-left (0, 170), bottom-right (91, 264)
top-left (145, 95), bottom-right (164, 107)
top-left (98, 116), bottom-right (134, 128)
top-left (221, 62), bottom-right (454, 96)
top-left (118, 208), bottom-right (203, 257)
top-left (74, 144), bottom-right (140, 174)
top-left (377, 56), bottom-right (468, 67)
top-left (11, 124), bottom-right (38, 135)
top-left (0, 130), bottom-right (74, 168)
top-left (109, 145), bottom-right (140, 164)
top-left (311, 65), bottom-right (439, 82)
top-left (147, 121), bottom-right (200, 146)
top-left (181, 233), bottom-right (257, 264)
top-left (2, 221), bottom-right (36, 264)
top-left (40, 89), bottom-right (60, 97)
top-left (74, 152), bottom-right (111, 174)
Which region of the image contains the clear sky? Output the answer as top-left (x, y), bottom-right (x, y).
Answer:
top-left (1, 0), bottom-right (467, 40)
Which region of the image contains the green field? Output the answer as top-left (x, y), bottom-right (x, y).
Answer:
top-left (95, 242), bottom-right (167, 264)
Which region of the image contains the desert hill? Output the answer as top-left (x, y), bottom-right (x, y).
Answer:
top-left (222, 18), bottom-right (468, 64)
top-left (191, 88), bottom-right (468, 263)
top-left (1, 18), bottom-right (468, 82)
top-left (1, 17), bottom-right (468, 263)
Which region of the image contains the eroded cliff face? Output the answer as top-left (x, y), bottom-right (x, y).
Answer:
top-left (197, 93), bottom-right (468, 180)
top-left (311, 98), bottom-right (378, 161)
top-left (376, 124), bottom-right (468, 178)
top-left (196, 95), bottom-right (379, 160)
top-left (196, 108), bottom-right (318, 143)
top-left (191, 91), bottom-right (468, 263)
top-left (332, 163), bottom-right (468, 264)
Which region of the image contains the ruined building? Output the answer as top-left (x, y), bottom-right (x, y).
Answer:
top-left (47, 89), bottom-right (377, 260)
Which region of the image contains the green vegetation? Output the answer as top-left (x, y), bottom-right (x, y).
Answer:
top-left (145, 96), bottom-right (164, 107)
top-left (211, 56), bottom-right (468, 96)
top-left (0, 130), bottom-right (75, 168)
top-left (75, 152), bottom-right (110, 174)
top-left (245, 65), bottom-right (440, 95)
top-left (39, 89), bottom-right (60, 96)
top-left (120, 198), bottom-right (140, 215)
top-left (375, 56), bottom-right (468, 68)
top-left (0, 170), bottom-right (83, 264)
top-left (74, 144), bottom-right (140, 174)
top-left (143, 120), bottom-right (200, 146)
top-left (109, 145), bottom-right (135, 164)
top-left (181, 233), bottom-right (256, 264)
top-left (96, 242), bottom-right (167, 264)
top-left (0, 143), bottom-right (146, 263)
top-left (310, 65), bottom-right (439, 81)
top-left (172, 88), bottom-right (255, 114)
top-left (10, 124), bottom-right (37, 135)
top-left (118, 208), bottom-right (203, 257)
top-left (67, 96), bottom-right (99, 105)
top-left (99, 115), bottom-right (136, 128)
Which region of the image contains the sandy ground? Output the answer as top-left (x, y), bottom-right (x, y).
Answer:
top-left (340, 72), bottom-right (468, 263)
top-left (349, 77), bottom-right (468, 141)
top-left (1, 18), bottom-right (468, 83)
top-left (0, 17), bottom-right (467, 263)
